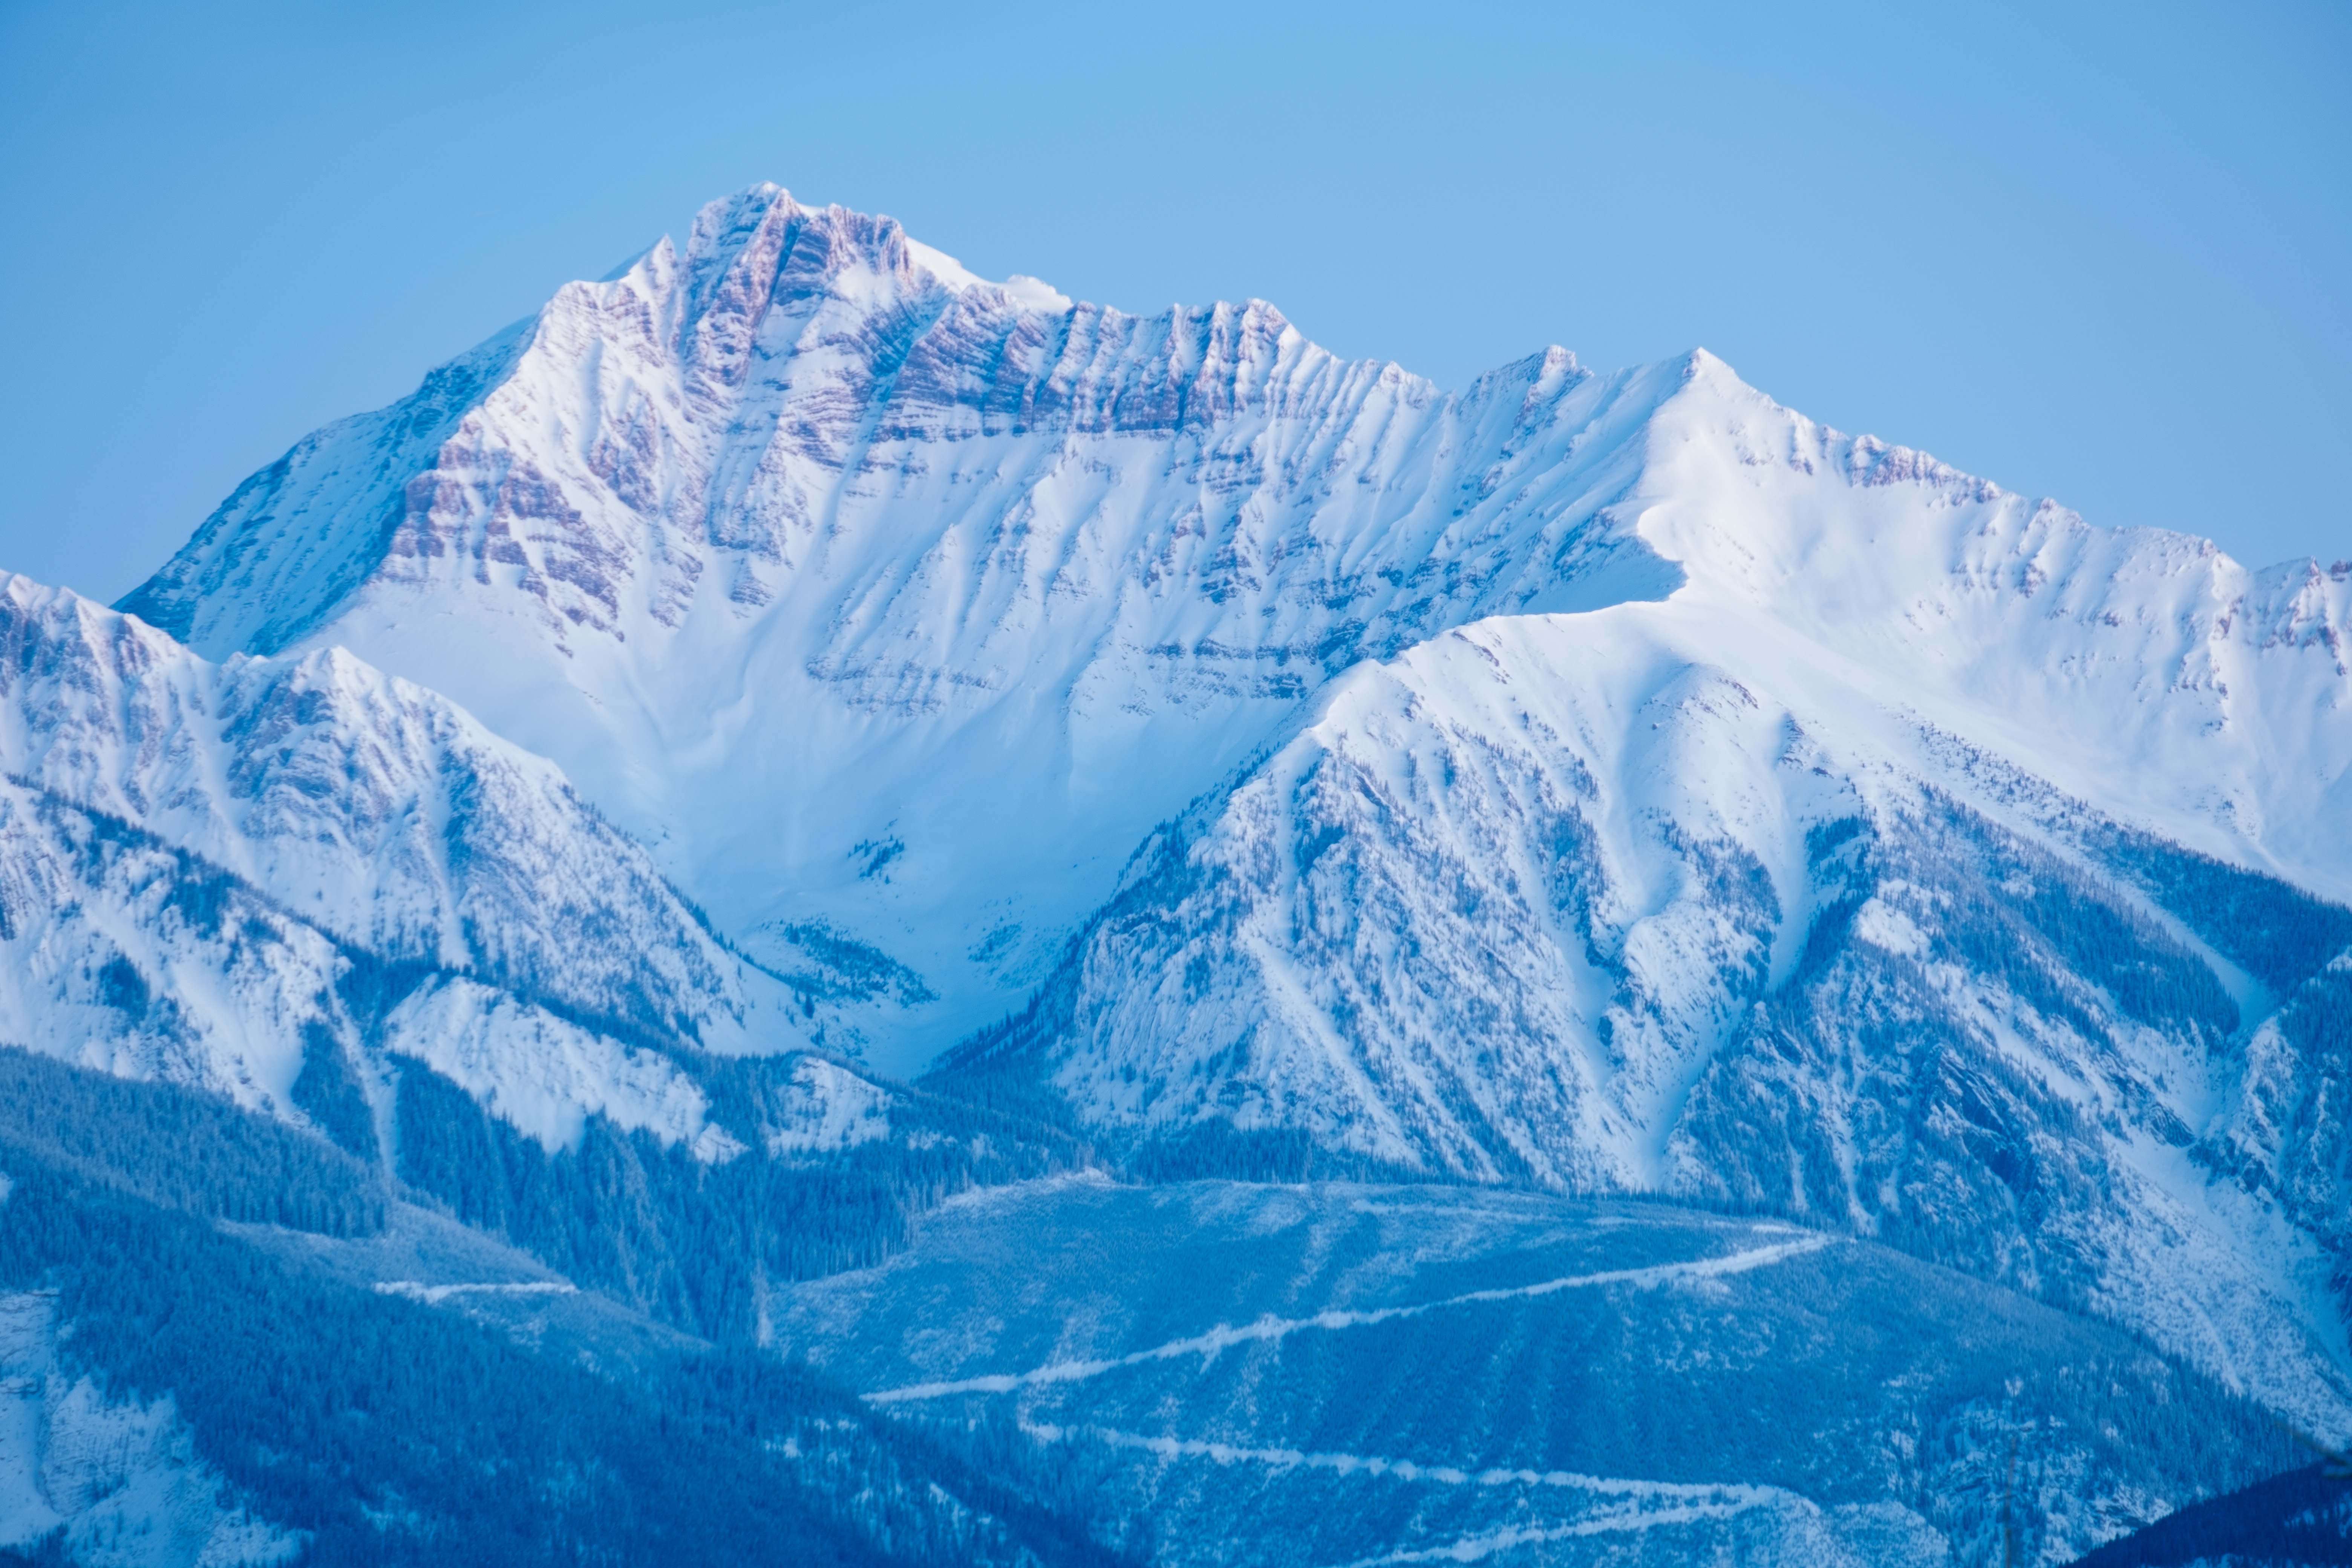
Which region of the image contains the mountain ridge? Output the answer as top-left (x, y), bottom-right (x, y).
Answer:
top-left (58, 179), bottom-right (2352, 1510)
top-left (115, 186), bottom-right (2352, 1091)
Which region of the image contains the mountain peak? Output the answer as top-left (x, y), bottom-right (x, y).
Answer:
top-left (112, 181), bottom-right (2352, 1083)
top-left (119, 186), bottom-right (1417, 665)
top-left (672, 182), bottom-right (1073, 323)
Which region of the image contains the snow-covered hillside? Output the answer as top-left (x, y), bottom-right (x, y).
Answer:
top-left (945, 582), bottom-right (2352, 1432)
top-left (0, 574), bottom-right (815, 1150)
top-left (778, 1179), bottom-right (2295, 1568)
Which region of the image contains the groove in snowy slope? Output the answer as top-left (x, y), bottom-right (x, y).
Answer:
top-left (862, 1233), bottom-right (1833, 1403)
top-left (1018, 1421), bottom-right (1789, 1504)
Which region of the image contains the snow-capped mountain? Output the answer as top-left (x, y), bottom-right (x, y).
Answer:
top-left (0, 573), bottom-right (810, 1149)
top-left (119, 185), bottom-right (1687, 1069)
top-left (118, 186), bottom-right (2352, 1084)
top-left (105, 183), bottom-right (2352, 1462)
top-left (0, 1290), bottom-right (298, 1567)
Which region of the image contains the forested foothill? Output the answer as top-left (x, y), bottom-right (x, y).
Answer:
top-left (0, 1047), bottom-right (1124, 1567)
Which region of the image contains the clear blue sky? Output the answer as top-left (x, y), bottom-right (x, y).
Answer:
top-left (2, 0), bottom-right (2345, 603)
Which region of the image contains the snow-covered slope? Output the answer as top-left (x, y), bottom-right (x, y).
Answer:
top-left (0, 574), bottom-right (798, 1051)
top-left (0, 574), bottom-right (816, 1153)
top-left (945, 586), bottom-right (2352, 1431)
top-left (118, 185), bottom-right (1692, 1067)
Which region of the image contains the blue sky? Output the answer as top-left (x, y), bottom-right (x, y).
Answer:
top-left (2, 0), bottom-right (2344, 602)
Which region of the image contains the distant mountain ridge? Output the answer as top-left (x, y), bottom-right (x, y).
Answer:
top-left (0, 572), bottom-right (821, 1138)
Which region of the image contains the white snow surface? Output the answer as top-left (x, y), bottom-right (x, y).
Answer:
top-left (761, 1054), bottom-right (891, 1153)
top-left (383, 977), bottom-right (743, 1159)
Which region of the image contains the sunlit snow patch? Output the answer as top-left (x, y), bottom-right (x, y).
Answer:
top-left (386, 978), bottom-right (744, 1160)
top-left (764, 1057), bottom-right (891, 1154)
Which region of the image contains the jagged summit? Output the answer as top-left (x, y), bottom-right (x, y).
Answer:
top-left (122, 183), bottom-right (1429, 662)
top-left (113, 184), bottom-right (2352, 1087)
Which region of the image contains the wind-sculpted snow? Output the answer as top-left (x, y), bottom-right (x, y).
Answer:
top-left (778, 1179), bottom-right (2297, 1568)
